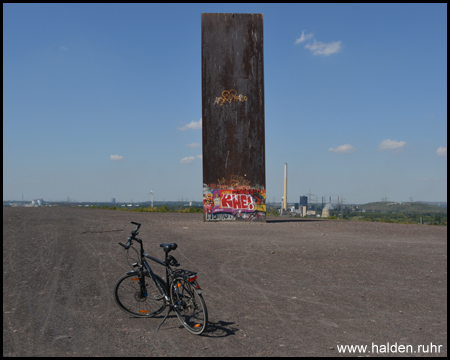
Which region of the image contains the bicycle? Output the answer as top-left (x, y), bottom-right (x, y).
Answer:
top-left (113, 221), bottom-right (208, 335)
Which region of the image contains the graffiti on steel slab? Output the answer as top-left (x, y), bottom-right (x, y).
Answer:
top-left (209, 175), bottom-right (264, 190)
top-left (205, 213), bottom-right (236, 221)
top-left (203, 186), bottom-right (266, 221)
top-left (205, 211), bottom-right (265, 221)
top-left (217, 175), bottom-right (250, 189)
top-left (214, 89), bottom-right (247, 106)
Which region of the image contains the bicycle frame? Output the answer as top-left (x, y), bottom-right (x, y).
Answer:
top-left (128, 236), bottom-right (174, 304)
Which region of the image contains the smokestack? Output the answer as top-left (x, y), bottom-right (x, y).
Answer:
top-left (283, 163), bottom-right (287, 211)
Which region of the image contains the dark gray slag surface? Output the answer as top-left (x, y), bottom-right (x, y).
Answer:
top-left (3, 207), bottom-right (447, 356)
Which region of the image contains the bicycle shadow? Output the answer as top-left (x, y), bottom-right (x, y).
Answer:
top-left (145, 314), bottom-right (238, 337)
top-left (202, 320), bottom-right (238, 338)
top-left (160, 318), bottom-right (238, 338)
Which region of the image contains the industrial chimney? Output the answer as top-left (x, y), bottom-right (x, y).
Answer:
top-left (283, 163), bottom-right (287, 212)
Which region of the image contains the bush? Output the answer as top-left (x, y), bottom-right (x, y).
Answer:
top-left (267, 207), bottom-right (279, 217)
top-left (158, 205), bottom-right (173, 212)
top-left (181, 207), bottom-right (203, 213)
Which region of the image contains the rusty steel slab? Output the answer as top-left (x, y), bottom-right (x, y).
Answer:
top-left (202, 13), bottom-right (266, 222)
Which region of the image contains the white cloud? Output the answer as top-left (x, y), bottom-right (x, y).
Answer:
top-left (60, 46), bottom-right (68, 51)
top-left (296, 31), bottom-right (342, 56)
top-left (305, 40), bottom-right (342, 56)
top-left (185, 142), bottom-right (201, 148)
top-left (328, 144), bottom-right (355, 153)
top-left (180, 156), bottom-right (195, 164)
top-left (295, 30), bottom-right (314, 44)
top-left (377, 139), bottom-right (406, 152)
top-left (196, 154), bottom-right (203, 159)
top-left (436, 146), bottom-right (447, 157)
top-left (110, 155), bottom-right (124, 161)
top-left (178, 118), bottom-right (202, 131)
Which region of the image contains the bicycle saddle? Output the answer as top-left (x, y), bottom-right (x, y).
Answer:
top-left (160, 243), bottom-right (178, 253)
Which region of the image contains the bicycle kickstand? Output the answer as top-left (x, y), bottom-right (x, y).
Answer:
top-left (156, 305), bottom-right (173, 331)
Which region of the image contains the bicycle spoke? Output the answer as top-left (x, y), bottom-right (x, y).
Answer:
top-left (170, 278), bottom-right (208, 334)
top-left (114, 273), bottom-right (166, 318)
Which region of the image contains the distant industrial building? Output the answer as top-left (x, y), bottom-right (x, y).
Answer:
top-left (296, 206), bottom-right (307, 217)
top-left (31, 199), bottom-right (44, 207)
top-left (300, 196), bottom-right (308, 207)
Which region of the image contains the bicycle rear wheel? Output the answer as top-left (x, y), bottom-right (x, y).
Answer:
top-left (170, 277), bottom-right (208, 335)
top-left (114, 273), bottom-right (167, 317)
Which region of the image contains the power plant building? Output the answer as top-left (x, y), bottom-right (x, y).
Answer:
top-left (300, 196), bottom-right (308, 207)
top-left (31, 199), bottom-right (44, 207)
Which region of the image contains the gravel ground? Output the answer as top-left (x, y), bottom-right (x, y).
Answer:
top-left (3, 207), bottom-right (447, 357)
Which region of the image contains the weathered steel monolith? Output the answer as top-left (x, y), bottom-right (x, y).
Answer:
top-left (202, 13), bottom-right (266, 222)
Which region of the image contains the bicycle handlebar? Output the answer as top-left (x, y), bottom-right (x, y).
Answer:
top-left (118, 222), bottom-right (142, 250)
top-left (131, 221), bottom-right (141, 230)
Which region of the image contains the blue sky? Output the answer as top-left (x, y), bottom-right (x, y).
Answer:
top-left (3, 3), bottom-right (447, 204)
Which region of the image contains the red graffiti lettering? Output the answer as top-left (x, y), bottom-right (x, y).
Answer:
top-left (221, 194), bottom-right (233, 208)
top-left (241, 196), bottom-right (249, 208)
top-left (233, 195), bottom-right (241, 209)
top-left (221, 194), bottom-right (254, 210)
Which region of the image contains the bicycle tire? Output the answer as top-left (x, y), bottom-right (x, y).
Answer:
top-left (114, 272), bottom-right (167, 317)
top-left (170, 277), bottom-right (208, 335)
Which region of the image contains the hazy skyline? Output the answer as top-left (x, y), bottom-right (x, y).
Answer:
top-left (3, 4), bottom-right (447, 204)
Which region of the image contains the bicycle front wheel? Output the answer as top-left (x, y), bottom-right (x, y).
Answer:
top-left (114, 273), bottom-right (167, 317)
top-left (170, 277), bottom-right (208, 335)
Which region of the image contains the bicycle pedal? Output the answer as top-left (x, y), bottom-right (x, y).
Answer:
top-left (154, 294), bottom-right (165, 300)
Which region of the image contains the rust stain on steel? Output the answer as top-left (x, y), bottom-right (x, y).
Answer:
top-left (202, 13), bottom-right (266, 222)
